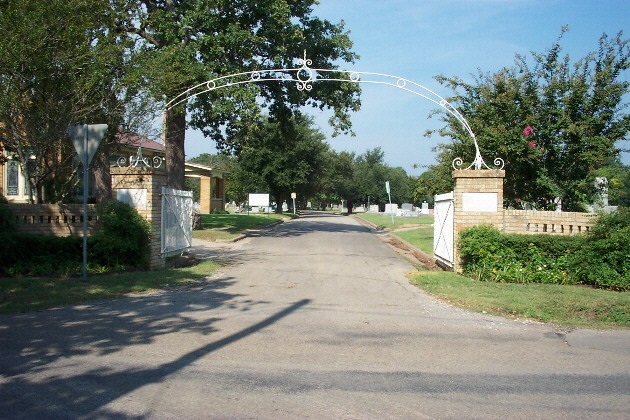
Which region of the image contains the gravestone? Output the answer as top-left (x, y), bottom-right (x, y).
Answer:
top-left (384, 203), bottom-right (398, 214)
top-left (421, 201), bottom-right (429, 214)
top-left (369, 204), bottom-right (379, 213)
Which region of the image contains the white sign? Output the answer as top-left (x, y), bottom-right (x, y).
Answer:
top-left (291, 192), bottom-right (297, 199)
top-left (385, 181), bottom-right (390, 194)
top-left (248, 193), bottom-right (270, 207)
top-left (462, 192), bottom-right (498, 212)
top-left (117, 189), bottom-right (148, 210)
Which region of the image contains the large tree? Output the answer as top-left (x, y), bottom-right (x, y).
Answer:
top-left (428, 28), bottom-right (629, 211)
top-left (230, 113), bottom-right (329, 212)
top-left (114, 0), bottom-right (361, 190)
top-left (0, 0), bottom-right (129, 203)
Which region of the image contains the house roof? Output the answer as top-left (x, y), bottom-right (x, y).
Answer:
top-left (185, 161), bottom-right (228, 178)
top-left (115, 131), bottom-right (165, 152)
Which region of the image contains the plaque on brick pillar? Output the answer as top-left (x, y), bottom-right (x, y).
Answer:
top-left (462, 192), bottom-right (498, 212)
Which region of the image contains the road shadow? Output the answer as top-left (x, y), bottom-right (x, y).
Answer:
top-left (0, 291), bottom-right (311, 418)
top-left (249, 212), bottom-right (371, 239)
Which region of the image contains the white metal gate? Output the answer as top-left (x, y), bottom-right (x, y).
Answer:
top-left (161, 187), bottom-right (193, 256)
top-left (434, 191), bottom-right (454, 268)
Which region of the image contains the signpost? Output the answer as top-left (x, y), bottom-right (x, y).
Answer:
top-left (291, 192), bottom-right (297, 215)
top-left (385, 181), bottom-right (394, 225)
top-left (67, 124), bottom-right (108, 281)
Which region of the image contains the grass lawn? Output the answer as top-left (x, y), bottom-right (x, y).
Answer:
top-left (0, 260), bottom-right (223, 314)
top-left (391, 226), bottom-right (434, 255)
top-left (355, 213), bottom-right (433, 229)
top-left (193, 212), bottom-right (294, 241)
top-left (412, 270), bottom-right (630, 329)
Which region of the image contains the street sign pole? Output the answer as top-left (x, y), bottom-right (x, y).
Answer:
top-left (68, 124), bottom-right (107, 282)
top-left (82, 124), bottom-right (88, 282)
top-left (386, 181), bottom-right (394, 225)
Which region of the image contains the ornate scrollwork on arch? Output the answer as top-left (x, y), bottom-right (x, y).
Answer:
top-left (164, 52), bottom-right (502, 170)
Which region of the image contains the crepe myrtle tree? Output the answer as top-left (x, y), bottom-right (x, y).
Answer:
top-left (114, 0), bottom-right (361, 190)
top-left (428, 27), bottom-right (629, 211)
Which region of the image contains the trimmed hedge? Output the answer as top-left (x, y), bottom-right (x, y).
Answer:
top-left (458, 209), bottom-right (629, 290)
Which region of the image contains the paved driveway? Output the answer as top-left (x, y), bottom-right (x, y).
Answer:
top-left (1, 212), bottom-right (628, 419)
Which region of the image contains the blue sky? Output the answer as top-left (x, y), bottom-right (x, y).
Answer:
top-left (184, 0), bottom-right (629, 174)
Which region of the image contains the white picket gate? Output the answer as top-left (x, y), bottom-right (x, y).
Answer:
top-left (433, 191), bottom-right (454, 268)
top-left (161, 187), bottom-right (193, 256)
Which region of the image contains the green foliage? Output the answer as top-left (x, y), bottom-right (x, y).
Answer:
top-left (568, 208), bottom-right (630, 290)
top-left (413, 166), bottom-right (454, 206)
top-left (430, 28), bottom-right (629, 211)
top-left (316, 147), bottom-right (412, 213)
top-left (114, 1), bottom-right (362, 188)
top-left (0, 201), bottom-right (151, 276)
top-left (90, 200), bottom-right (151, 270)
top-left (0, 202), bottom-right (16, 232)
top-left (0, 232), bottom-right (83, 277)
top-left (412, 271), bottom-right (629, 329)
top-left (459, 215), bottom-right (629, 290)
top-left (230, 114), bottom-right (330, 212)
top-left (594, 163), bottom-right (630, 207)
top-left (0, 0), bottom-right (130, 203)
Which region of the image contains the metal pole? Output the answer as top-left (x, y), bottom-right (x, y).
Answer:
top-left (82, 124), bottom-right (88, 282)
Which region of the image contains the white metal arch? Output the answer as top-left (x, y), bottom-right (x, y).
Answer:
top-left (166, 53), bottom-right (503, 171)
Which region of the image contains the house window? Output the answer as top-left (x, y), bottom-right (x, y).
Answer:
top-left (7, 161), bottom-right (18, 195)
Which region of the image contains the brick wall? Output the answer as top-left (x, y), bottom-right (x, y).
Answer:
top-left (501, 209), bottom-right (597, 235)
top-left (450, 169), bottom-right (598, 272)
top-left (5, 203), bottom-right (99, 236)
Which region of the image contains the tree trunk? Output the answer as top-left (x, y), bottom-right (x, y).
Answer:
top-left (164, 108), bottom-right (187, 190)
top-left (92, 143), bottom-right (111, 203)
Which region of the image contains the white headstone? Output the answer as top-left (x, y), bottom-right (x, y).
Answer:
top-left (384, 203), bottom-right (398, 214)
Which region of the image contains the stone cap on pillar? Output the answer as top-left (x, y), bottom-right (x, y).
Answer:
top-left (452, 169), bottom-right (505, 179)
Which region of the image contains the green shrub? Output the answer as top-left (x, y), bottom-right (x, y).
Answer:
top-left (568, 208), bottom-right (629, 290)
top-left (458, 212), bottom-right (629, 291)
top-left (89, 200), bottom-right (151, 269)
top-left (459, 225), bottom-right (581, 286)
top-left (0, 200), bottom-right (16, 232)
top-left (0, 232), bottom-right (83, 276)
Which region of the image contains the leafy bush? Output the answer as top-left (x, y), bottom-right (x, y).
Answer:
top-left (0, 199), bottom-right (16, 232)
top-left (0, 233), bottom-right (83, 276)
top-left (458, 212), bottom-right (629, 291)
top-left (568, 208), bottom-right (629, 290)
top-left (0, 200), bottom-right (151, 277)
top-left (90, 200), bottom-right (151, 269)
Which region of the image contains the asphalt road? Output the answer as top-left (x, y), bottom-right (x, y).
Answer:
top-left (1, 212), bottom-right (628, 419)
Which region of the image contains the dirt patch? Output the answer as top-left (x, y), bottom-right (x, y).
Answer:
top-left (165, 254), bottom-right (202, 269)
top-left (386, 236), bottom-right (442, 271)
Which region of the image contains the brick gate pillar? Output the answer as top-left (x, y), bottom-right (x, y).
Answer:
top-left (452, 169), bottom-right (505, 272)
top-left (110, 167), bottom-right (167, 270)
top-left (199, 175), bottom-right (211, 214)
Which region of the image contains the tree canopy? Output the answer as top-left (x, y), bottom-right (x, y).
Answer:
top-left (228, 114), bottom-right (329, 212)
top-left (427, 28), bottom-right (629, 211)
top-left (0, 0), bottom-right (129, 203)
top-left (114, 0), bottom-right (362, 189)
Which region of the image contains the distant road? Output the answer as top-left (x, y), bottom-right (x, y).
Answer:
top-left (1, 211), bottom-right (628, 418)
